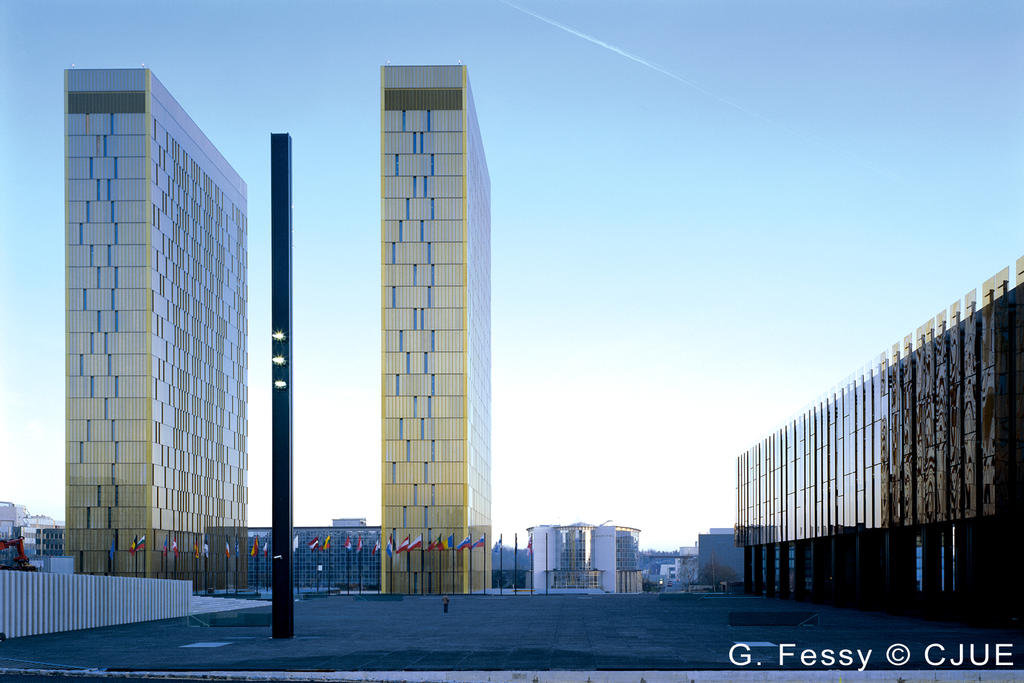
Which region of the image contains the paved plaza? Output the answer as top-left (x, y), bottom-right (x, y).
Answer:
top-left (1, 594), bottom-right (1023, 677)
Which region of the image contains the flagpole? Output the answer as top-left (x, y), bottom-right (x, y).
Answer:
top-left (499, 534), bottom-right (503, 595)
top-left (514, 533), bottom-right (518, 595)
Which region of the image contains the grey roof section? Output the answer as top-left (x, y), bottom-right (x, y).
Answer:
top-left (383, 64), bottom-right (464, 89)
top-left (66, 68), bottom-right (146, 92)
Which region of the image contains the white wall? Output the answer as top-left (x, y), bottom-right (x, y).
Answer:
top-left (530, 526), bottom-right (554, 593)
top-left (593, 526), bottom-right (616, 593)
top-left (0, 571), bottom-right (190, 639)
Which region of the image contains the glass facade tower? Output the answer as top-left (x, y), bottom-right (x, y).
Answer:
top-left (64, 69), bottom-right (248, 585)
top-left (380, 65), bottom-right (491, 593)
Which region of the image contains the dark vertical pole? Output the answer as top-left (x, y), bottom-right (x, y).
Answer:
top-left (499, 535), bottom-right (503, 595)
top-left (545, 533), bottom-right (549, 595)
top-left (271, 133), bottom-right (294, 639)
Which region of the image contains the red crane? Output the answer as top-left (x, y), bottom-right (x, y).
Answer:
top-left (0, 537), bottom-right (38, 571)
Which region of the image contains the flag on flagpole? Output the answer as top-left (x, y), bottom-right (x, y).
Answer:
top-left (109, 536), bottom-right (116, 562)
top-left (162, 537), bottom-right (168, 556)
top-left (456, 535), bottom-right (471, 551)
top-left (235, 539), bottom-right (239, 557)
top-left (527, 536), bottom-right (533, 555)
top-left (373, 538), bottom-right (381, 555)
top-left (308, 536), bottom-right (320, 551)
top-left (445, 533), bottom-right (455, 550)
top-left (136, 535), bottom-right (146, 552)
top-left (171, 537), bottom-right (178, 557)
top-left (293, 535), bottom-right (298, 550)
top-left (129, 536), bottom-right (137, 556)
top-left (426, 536), bottom-right (437, 551)
top-left (398, 536), bottom-right (410, 553)
top-left (203, 539), bottom-right (209, 558)
top-left (385, 535), bottom-right (393, 558)
top-left (357, 536), bottom-right (363, 552)
top-left (263, 539), bottom-right (269, 557)
top-left (409, 534), bottom-right (423, 551)
top-left (250, 537), bottom-right (259, 557)
top-left (323, 535), bottom-right (332, 550)
top-left (472, 535), bottom-right (485, 549)
top-left (194, 541), bottom-right (199, 559)
top-left (344, 535), bottom-right (351, 551)
top-left (225, 541), bottom-right (231, 558)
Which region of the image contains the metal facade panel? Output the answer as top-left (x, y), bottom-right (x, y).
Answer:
top-left (949, 305), bottom-right (964, 517)
top-left (980, 299), bottom-right (997, 516)
top-left (67, 68), bottom-right (147, 92)
top-left (383, 65), bottom-right (464, 89)
top-left (736, 271), bottom-right (1023, 546)
top-left (993, 291), bottom-right (1013, 514)
top-left (964, 305), bottom-right (980, 517)
top-left (0, 572), bottom-right (188, 639)
top-left (919, 322), bottom-right (936, 524)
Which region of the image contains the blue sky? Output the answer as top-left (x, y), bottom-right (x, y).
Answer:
top-left (1, 1), bottom-right (1022, 549)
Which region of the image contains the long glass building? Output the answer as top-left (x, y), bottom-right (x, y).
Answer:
top-left (737, 258), bottom-right (1024, 620)
top-left (248, 525), bottom-right (382, 593)
top-left (64, 69), bottom-right (248, 586)
top-left (380, 65), bottom-right (491, 593)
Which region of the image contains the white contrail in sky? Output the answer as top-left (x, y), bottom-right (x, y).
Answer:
top-left (497, 0), bottom-right (761, 120)
top-left (497, 0), bottom-right (900, 182)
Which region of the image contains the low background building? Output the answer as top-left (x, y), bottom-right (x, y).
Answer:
top-left (248, 521), bottom-right (381, 592)
top-left (697, 528), bottom-right (743, 586)
top-left (0, 502), bottom-right (65, 558)
top-left (675, 546), bottom-right (698, 588)
top-left (529, 523), bottom-right (641, 593)
top-left (0, 502), bottom-right (26, 538)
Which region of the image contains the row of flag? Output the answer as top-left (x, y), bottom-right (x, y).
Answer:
top-left (109, 535), bottom-right (263, 561)
top-left (384, 533), bottom-right (492, 558)
top-left (109, 531), bottom-right (526, 560)
top-left (305, 535), bottom-right (375, 553)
